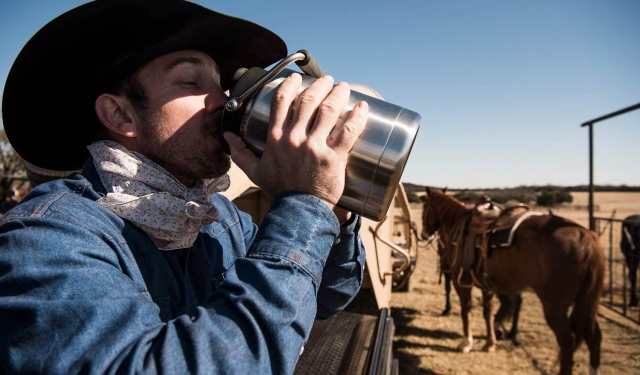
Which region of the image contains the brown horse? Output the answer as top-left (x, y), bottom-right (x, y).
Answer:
top-left (433, 201), bottom-right (523, 345)
top-left (422, 188), bottom-right (605, 375)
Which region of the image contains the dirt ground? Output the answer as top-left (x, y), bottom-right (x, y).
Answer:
top-left (391, 195), bottom-right (640, 374)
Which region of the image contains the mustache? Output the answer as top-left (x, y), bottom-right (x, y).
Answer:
top-left (207, 106), bottom-right (225, 133)
top-left (207, 105), bottom-right (231, 154)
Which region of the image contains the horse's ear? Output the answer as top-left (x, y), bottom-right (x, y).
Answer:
top-left (443, 186), bottom-right (448, 194)
top-left (425, 187), bottom-right (431, 197)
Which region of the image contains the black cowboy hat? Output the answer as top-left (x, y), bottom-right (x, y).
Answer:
top-left (2, 0), bottom-right (287, 174)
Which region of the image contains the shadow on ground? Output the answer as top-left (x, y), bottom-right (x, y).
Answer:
top-left (392, 307), bottom-right (462, 374)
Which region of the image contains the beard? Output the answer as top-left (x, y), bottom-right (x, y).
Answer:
top-left (135, 107), bottom-right (231, 187)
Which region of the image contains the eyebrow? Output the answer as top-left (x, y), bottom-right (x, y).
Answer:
top-left (163, 57), bottom-right (205, 72)
top-left (163, 56), bottom-right (222, 83)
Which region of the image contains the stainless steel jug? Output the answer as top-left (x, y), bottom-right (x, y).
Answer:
top-left (222, 51), bottom-right (421, 221)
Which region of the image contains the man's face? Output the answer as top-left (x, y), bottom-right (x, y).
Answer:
top-left (130, 50), bottom-right (230, 185)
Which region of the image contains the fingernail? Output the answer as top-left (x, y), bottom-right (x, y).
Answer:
top-left (358, 101), bottom-right (368, 110)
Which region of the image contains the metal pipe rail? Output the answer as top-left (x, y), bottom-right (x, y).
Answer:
top-left (580, 102), bottom-right (640, 231)
top-left (594, 216), bottom-right (639, 324)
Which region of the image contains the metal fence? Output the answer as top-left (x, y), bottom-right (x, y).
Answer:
top-left (595, 217), bottom-right (639, 324)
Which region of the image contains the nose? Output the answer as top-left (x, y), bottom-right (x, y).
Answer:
top-left (204, 88), bottom-right (227, 113)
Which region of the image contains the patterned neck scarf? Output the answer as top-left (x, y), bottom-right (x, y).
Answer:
top-left (88, 140), bottom-right (230, 250)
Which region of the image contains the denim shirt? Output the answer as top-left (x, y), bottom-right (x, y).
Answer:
top-left (0, 163), bottom-right (365, 375)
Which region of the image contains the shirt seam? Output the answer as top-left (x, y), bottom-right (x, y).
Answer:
top-left (248, 250), bottom-right (320, 286)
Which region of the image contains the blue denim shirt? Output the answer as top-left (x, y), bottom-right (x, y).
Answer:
top-left (0, 163), bottom-right (365, 374)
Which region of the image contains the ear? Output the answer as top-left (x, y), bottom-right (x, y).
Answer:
top-left (95, 94), bottom-right (138, 138)
top-left (425, 187), bottom-right (431, 197)
top-left (443, 186), bottom-right (448, 194)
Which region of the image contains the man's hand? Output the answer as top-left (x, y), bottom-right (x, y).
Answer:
top-left (224, 73), bottom-right (368, 210)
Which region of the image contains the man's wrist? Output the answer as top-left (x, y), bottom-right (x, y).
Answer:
top-left (333, 206), bottom-right (352, 225)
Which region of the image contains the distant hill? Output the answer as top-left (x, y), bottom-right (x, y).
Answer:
top-left (402, 182), bottom-right (640, 193)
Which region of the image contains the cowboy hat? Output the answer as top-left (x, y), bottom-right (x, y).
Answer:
top-left (2, 0), bottom-right (287, 174)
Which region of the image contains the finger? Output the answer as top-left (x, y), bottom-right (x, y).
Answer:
top-left (269, 73), bottom-right (302, 142)
top-left (288, 75), bottom-right (334, 142)
top-left (308, 81), bottom-right (350, 144)
top-left (223, 132), bottom-right (259, 175)
top-left (328, 100), bottom-right (368, 154)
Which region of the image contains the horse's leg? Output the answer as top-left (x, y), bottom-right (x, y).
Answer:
top-left (442, 271), bottom-right (452, 316)
top-left (494, 294), bottom-right (511, 340)
top-left (482, 290), bottom-right (496, 352)
top-left (455, 283), bottom-right (474, 353)
top-left (508, 293), bottom-right (523, 346)
top-left (543, 304), bottom-right (573, 375)
top-left (584, 317), bottom-right (602, 375)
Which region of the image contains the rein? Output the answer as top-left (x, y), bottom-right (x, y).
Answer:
top-left (424, 193), bottom-right (472, 285)
top-left (425, 193), bottom-right (490, 290)
top-left (439, 214), bottom-right (468, 271)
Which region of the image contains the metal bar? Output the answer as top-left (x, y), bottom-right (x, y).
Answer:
top-left (622, 250), bottom-right (627, 316)
top-left (581, 102), bottom-right (640, 230)
top-left (370, 227), bottom-right (412, 275)
top-left (368, 308), bottom-right (389, 375)
top-left (593, 217), bottom-right (627, 223)
top-left (588, 124), bottom-right (595, 231)
top-left (599, 302), bottom-right (640, 325)
top-left (581, 102), bottom-right (640, 127)
top-left (608, 220), bottom-right (613, 306)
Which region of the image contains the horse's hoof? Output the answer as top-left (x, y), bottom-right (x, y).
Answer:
top-left (511, 338), bottom-right (520, 347)
top-left (482, 343), bottom-right (496, 352)
top-left (589, 366), bottom-right (600, 375)
top-left (441, 308), bottom-right (451, 316)
top-left (494, 329), bottom-right (505, 340)
top-left (458, 340), bottom-right (473, 353)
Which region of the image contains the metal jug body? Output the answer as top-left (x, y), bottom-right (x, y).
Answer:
top-left (229, 68), bottom-right (420, 221)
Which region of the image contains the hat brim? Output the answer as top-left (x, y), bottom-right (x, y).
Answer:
top-left (2, 0), bottom-right (287, 173)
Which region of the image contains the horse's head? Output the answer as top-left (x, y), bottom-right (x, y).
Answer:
top-left (421, 187), bottom-right (447, 239)
top-left (421, 186), bottom-right (471, 243)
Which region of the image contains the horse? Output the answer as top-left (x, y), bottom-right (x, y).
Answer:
top-left (434, 215), bottom-right (523, 345)
top-left (621, 215), bottom-right (640, 307)
top-left (422, 188), bottom-right (605, 375)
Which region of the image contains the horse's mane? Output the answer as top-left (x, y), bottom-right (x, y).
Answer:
top-left (428, 190), bottom-right (470, 228)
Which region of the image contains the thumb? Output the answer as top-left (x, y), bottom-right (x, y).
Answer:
top-left (223, 132), bottom-right (259, 175)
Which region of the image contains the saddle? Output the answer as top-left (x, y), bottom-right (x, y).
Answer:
top-left (458, 200), bottom-right (542, 289)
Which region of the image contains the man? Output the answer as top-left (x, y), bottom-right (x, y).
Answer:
top-left (0, 1), bottom-right (368, 374)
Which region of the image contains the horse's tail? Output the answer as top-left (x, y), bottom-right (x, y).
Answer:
top-left (570, 230), bottom-right (605, 348)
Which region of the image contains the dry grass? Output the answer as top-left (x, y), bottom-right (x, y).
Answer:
top-left (552, 192), bottom-right (640, 227)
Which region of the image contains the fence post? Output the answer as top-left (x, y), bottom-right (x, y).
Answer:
top-left (622, 256), bottom-right (627, 316)
top-left (608, 220), bottom-right (613, 306)
top-left (588, 124), bottom-right (595, 231)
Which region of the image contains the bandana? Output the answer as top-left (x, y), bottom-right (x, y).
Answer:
top-left (88, 140), bottom-right (230, 250)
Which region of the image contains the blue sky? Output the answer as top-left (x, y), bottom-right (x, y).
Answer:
top-left (1, 0), bottom-right (638, 188)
